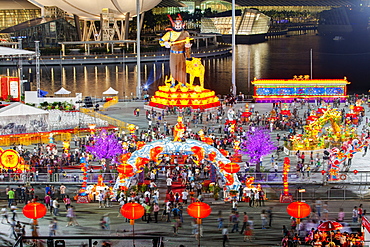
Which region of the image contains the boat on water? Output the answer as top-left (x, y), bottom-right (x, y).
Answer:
top-left (200, 9), bottom-right (271, 44)
top-left (333, 35), bottom-right (345, 41)
top-left (318, 7), bottom-right (370, 38)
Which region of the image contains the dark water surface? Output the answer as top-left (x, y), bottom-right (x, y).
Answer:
top-left (1, 32), bottom-right (369, 98)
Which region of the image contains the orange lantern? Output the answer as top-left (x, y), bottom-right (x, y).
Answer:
top-left (187, 202), bottom-right (212, 219)
top-left (120, 202), bottom-right (145, 220)
top-left (286, 201), bottom-right (311, 219)
top-left (223, 163), bottom-right (240, 174)
top-left (117, 163), bottom-right (134, 177)
top-left (22, 202), bottom-right (47, 220)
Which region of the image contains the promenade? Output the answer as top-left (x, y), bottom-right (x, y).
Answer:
top-left (0, 101), bottom-right (369, 247)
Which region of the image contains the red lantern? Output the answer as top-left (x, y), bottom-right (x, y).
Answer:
top-left (223, 163), bottom-right (240, 174)
top-left (135, 157), bottom-right (149, 169)
top-left (321, 170), bottom-right (326, 175)
top-left (286, 201), bottom-right (311, 219)
top-left (23, 203), bottom-right (47, 220)
top-left (120, 202), bottom-right (145, 220)
top-left (117, 163), bottom-right (134, 175)
top-left (353, 170), bottom-right (358, 175)
top-left (187, 202), bottom-right (212, 219)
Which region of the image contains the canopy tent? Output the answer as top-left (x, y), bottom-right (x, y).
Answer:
top-left (103, 87), bottom-right (119, 95)
top-left (0, 46), bottom-right (36, 58)
top-left (0, 103), bottom-right (49, 134)
top-left (54, 87), bottom-right (71, 95)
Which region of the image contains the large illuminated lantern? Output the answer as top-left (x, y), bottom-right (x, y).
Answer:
top-left (252, 75), bottom-right (350, 103)
top-left (148, 15), bottom-right (220, 110)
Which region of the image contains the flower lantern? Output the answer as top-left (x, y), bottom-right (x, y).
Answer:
top-left (223, 163), bottom-right (240, 173)
top-left (23, 202), bottom-right (47, 220)
top-left (208, 152), bottom-right (216, 161)
top-left (286, 201), bottom-right (311, 219)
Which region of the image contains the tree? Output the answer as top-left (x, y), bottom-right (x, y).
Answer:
top-left (86, 129), bottom-right (122, 174)
top-left (240, 127), bottom-right (277, 173)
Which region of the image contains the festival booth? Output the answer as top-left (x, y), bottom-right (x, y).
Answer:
top-left (103, 87), bottom-right (118, 101)
top-left (25, 91), bottom-right (83, 109)
top-left (54, 87), bottom-right (71, 96)
top-left (0, 103), bottom-right (49, 135)
top-left (251, 75), bottom-right (350, 103)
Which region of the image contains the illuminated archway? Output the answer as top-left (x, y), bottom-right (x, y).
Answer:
top-left (113, 138), bottom-right (242, 199)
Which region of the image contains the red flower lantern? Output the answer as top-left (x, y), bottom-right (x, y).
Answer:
top-left (208, 152), bottom-right (216, 161)
top-left (223, 163), bottom-right (240, 174)
top-left (286, 201), bottom-right (311, 219)
top-left (120, 202), bottom-right (145, 220)
top-left (23, 202), bottom-right (47, 220)
top-left (219, 149), bottom-right (228, 157)
top-left (187, 202), bottom-right (212, 219)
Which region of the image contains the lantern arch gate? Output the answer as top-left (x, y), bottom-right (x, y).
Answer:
top-left (113, 138), bottom-right (242, 198)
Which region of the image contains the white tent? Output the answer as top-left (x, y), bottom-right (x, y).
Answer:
top-left (0, 103), bottom-right (49, 134)
top-left (103, 87), bottom-right (119, 95)
top-left (54, 87), bottom-right (71, 95)
top-left (0, 46), bottom-right (35, 58)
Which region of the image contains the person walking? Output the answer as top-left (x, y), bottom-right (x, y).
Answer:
top-left (52, 198), bottom-right (60, 216)
top-left (267, 207), bottom-right (273, 227)
top-left (222, 225), bottom-right (229, 247)
top-left (66, 206), bottom-right (79, 226)
top-left (239, 212), bottom-right (249, 234)
top-left (261, 209), bottom-right (267, 229)
top-left (153, 203), bottom-right (160, 223)
top-left (230, 211), bottom-right (240, 233)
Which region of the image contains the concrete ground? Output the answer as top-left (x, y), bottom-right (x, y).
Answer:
top-left (0, 101), bottom-right (370, 246)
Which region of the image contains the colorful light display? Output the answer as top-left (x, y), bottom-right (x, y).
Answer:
top-left (251, 76), bottom-right (350, 103)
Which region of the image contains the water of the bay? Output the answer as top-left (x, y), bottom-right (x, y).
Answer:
top-left (1, 31), bottom-right (370, 98)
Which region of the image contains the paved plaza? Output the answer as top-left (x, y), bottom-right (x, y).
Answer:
top-left (0, 101), bottom-right (369, 247)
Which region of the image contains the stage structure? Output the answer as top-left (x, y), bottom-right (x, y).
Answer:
top-left (251, 75), bottom-right (350, 103)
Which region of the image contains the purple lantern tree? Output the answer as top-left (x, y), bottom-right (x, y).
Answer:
top-left (86, 129), bottom-right (123, 174)
top-left (240, 127), bottom-right (276, 173)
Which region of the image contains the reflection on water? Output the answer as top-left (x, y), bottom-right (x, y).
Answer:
top-left (1, 33), bottom-right (370, 97)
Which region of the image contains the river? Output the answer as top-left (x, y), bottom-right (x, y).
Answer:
top-left (1, 31), bottom-right (370, 98)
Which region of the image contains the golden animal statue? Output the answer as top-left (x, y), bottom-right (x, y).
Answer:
top-left (186, 57), bottom-right (205, 88)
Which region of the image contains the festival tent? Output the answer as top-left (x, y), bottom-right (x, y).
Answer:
top-left (0, 46), bottom-right (35, 58)
top-left (0, 103), bottom-right (49, 134)
top-left (54, 87), bottom-right (71, 95)
top-left (103, 87), bottom-right (118, 95)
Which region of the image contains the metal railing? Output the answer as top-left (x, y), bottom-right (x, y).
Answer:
top-left (13, 235), bottom-right (163, 247)
top-left (2, 171), bottom-right (370, 185)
